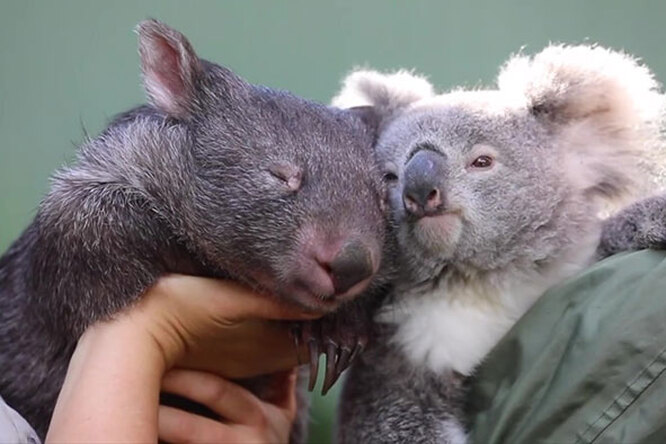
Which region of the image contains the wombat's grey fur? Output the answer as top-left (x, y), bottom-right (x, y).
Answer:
top-left (0, 20), bottom-right (392, 440)
top-left (332, 45), bottom-right (665, 443)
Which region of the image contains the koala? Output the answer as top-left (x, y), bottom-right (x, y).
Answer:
top-left (0, 20), bottom-right (393, 440)
top-left (331, 45), bottom-right (666, 443)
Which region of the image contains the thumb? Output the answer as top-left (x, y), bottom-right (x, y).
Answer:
top-left (156, 275), bottom-right (323, 321)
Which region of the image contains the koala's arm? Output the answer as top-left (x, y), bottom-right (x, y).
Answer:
top-left (336, 335), bottom-right (467, 444)
top-left (597, 194), bottom-right (666, 259)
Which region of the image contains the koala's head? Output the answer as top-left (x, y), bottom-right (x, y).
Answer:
top-left (333, 46), bottom-right (664, 279)
top-left (134, 20), bottom-right (390, 312)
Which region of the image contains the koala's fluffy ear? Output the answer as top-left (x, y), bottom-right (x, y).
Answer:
top-left (331, 69), bottom-right (434, 125)
top-left (136, 19), bottom-right (204, 119)
top-left (499, 45), bottom-right (665, 202)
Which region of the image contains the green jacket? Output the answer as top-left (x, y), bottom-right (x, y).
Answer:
top-left (468, 250), bottom-right (666, 444)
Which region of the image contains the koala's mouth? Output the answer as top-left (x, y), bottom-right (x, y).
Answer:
top-left (408, 211), bottom-right (463, 254)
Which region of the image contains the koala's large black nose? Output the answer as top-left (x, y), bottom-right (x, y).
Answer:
top-left (324, 241), bottom-right (375, 295)
top-left (403, 149), bottom-right (447, 218)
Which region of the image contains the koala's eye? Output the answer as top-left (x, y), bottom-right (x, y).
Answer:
top-left (470, 155), bottom-right (494, 169)
top-left (268, 163), bottom-right (302, 192)
top-left (382, 162), bottom-right (399, 184)
top-left (383, 171), bottom-right (399, 183)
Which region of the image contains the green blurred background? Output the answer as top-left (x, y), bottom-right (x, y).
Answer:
top-left (2, 1), bottom-right (666, 442)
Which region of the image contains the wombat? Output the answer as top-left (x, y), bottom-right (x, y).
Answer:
top-left (0, 20), bottom-right (392, 440)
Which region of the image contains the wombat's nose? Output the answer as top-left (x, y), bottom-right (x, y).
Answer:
top-left (403, 149), bottom-right (447, 218)
top-left (319, 241), bottom-right (374, 295)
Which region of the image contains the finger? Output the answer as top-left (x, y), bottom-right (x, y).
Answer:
top-left (282, 369), bottom-right (299, 418)
top-left (263, 368), bottom-right (299, 416)
top-left (155, 274), bottom-right (322, 321)
top-left (161, 369), bottom-right (265, 426)
top-left (158, 405), bottom-right (247, 444)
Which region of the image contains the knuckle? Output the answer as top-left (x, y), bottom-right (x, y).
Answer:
top-left (187, 421), bottom-right (225, 444)
top-left (204, 377), bottom-right (230, 405)
top-left (253, 406), bottom-right (271, 431)
top-left (241, 399), bottom-right (268, 427)
top-left (172, 418), bottom-right (197, 443)
top-left (243, 425), bottom-right (271, 443)
top-left (201, 426), bottom-right (230, 444)
top-left (152, 274), bottom-right (178, 295)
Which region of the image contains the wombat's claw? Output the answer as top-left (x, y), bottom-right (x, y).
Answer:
top-left (321, 341), bottom-right (339, 395)
top-left (307, 339), bottom-right (320, 391)
top-left (289, 324), bottom-right (303, 365)
top-left (321, 337), bottom-right (367, 395)
top-left (348, 341), bottom-right (365, 367)
top-left (299, 312), bottom-right (369, 393)
top-left (333, 345), bottom-right (353, 382)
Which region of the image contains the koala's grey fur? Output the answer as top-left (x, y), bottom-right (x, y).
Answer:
top-left (598, 194), bottom-right (666, 258)
top-left (0, 20), bottom-right (393, 440)
top-left (332, 45), bottom-right (666, 443)
top-left (336, 323), bottom-right (467, 444)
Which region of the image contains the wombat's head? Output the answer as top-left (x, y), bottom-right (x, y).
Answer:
top-left (334, 46), bottom-right (664, 280)
top-left (136, 20), bottom-right (390, 312)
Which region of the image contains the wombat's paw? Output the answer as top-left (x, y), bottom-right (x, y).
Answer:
top-left (293, 308), bottom-right (369, 395)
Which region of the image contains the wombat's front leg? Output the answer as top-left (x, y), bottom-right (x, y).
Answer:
top-left (2, 180), bottom-right (180, 438)
top-left (598, 194), bottom-right (666, 259)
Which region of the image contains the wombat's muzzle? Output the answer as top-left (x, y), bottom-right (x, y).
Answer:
top-left (327, 241), bottom-right (374, 294)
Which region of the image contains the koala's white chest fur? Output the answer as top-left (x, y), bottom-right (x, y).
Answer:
top-left (379, 233), bottom-right (600, 376)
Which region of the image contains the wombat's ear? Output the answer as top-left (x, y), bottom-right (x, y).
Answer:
top-left (332, 69), bottom-right (434, 126)
top-left (136, 19), bottom-right (204, 118)
top-left (499, 45), bottom-right (665, 203)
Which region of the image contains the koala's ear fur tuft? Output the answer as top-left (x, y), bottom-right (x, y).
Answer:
top-left (346, 105), bottom-right (381, 139)
top-left (332, 69), bottom-right (434, 125)
top-left (499, 44), bottom-right (666, 204)
top-left (498, 44), bottom-right (662, 126)
top-left (136, 19), bottom-right (204, 119)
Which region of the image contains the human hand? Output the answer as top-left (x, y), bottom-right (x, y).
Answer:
top-left (113, 274), bottom-right (318, 377)
top-left (47, 275), bottom-right (318, 443)
top-left (159, 369), bottom-right (298, 443)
